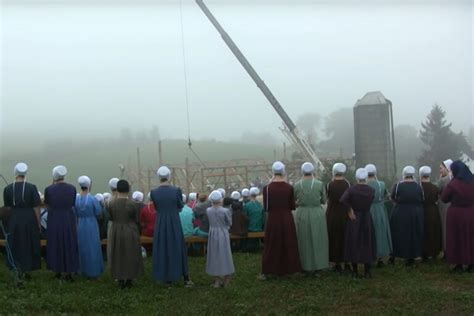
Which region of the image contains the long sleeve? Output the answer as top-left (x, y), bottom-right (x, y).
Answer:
top-left (3, 187), bottom-right (12, 207)
top-left (441, 182), bottom-right (454, 204)
top-left (339, 187), bottom-right (352, 209)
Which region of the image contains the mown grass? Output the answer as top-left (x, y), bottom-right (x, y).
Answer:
top-left (0, 252), bottom-right (473, 315)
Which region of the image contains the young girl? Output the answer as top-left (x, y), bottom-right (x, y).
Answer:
top-left (206, 190), bottom-right (235, 288)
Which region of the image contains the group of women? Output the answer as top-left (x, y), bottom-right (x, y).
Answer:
top-left (1, 157), bottom-right (473, 288)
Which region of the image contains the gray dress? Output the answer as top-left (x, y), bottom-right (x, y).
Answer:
top-left (438, 176), bottom-right (451, 251)
top-left (205, 206), bottom-right (235, 277)
top-left (107, 198), bottom-right (144, 280)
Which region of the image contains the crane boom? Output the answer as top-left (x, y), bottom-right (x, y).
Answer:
top-left (195, 0), bottom-right (325, 171)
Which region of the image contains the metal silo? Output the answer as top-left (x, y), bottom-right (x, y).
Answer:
top-left (353, 91), bottom-right (397, 180)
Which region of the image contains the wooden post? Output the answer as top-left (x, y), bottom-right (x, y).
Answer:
top-left (223, 167), bottom-right (228, 193)
top-left (185, 157), bottom-right (191, 194)
top-left (136, 147), bottom-right (142, 192)
top-left (158, 140), bottom-right (163, 166)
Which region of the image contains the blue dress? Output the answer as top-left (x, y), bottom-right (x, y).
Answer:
top-left (45, 182), bottom-right (79, 273)
top-left (151, 185), bottom-right (189, 283)
top-left (74, 194), bottom-right (104, 278)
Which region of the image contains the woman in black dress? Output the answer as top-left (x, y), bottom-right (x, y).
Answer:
top-left (2, 163), bottom-right (42, 282)
top-left (390, 166), bottom-right (424, 266)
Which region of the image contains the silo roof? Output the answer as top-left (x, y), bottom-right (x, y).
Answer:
top-left (355, 91), bottom-right (389, 107)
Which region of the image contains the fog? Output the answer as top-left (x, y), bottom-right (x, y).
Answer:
top-left (1, 0), bottom-right (473, 150)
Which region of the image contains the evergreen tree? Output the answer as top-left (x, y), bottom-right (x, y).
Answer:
top-left (418, 104), bottom-right (471, 176)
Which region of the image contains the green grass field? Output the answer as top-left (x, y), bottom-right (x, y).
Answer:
top-left (0, 253), bottom-right (473, 315)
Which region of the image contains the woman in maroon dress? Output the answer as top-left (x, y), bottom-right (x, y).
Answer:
top-left (259, 161), bottom-right (301, 279)
top-left (441, 160), bottom-right (474, 273)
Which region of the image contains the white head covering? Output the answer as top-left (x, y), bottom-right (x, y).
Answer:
top-left (132, 191), bottom-right (144, 203)
top-left (182, 193), bottom-right (187, 204)
top-left (365, 164), bottom-right (377, 176)
top-left (103, 192), bottom-right (112, 202)
top-left (241, 188), bottom-right (250, 197)
top-left (402, 166), bottom-right (416, 178)
top-left (157, 166), bottom-right (171, 180)
top-left (217, 188), bottom-right (226, 198)
top-left (250, 187), bottom-right (260, 196)
top-left (419, 166), bottom-right (432, 177)
top-left (95, 193), bottom-right (104, 204)
top-left (14, 163), bottom-right (28, 177)
top-left (188, 192), bottom-right (197, 201)
top-left (108, 178), bottom-right (119, 191)
top-left (231, 191), bottom-right (241, 200)
top-left (52, 165), bottom-right (68, 180)
top-left (443, 159), bottom-right (453, 171)
top-left (355, 168), bottom-right (369, 181)
top-left (332, 163), bottom-right (347, 176)
top-left (272, 161), bottom-right (285, 175)
top-left (78, 175), bottom-right (91, 188)
top-left (209, 190), bottom-right (223, 203)
top-left (301, 162), bottom-right (315, 175)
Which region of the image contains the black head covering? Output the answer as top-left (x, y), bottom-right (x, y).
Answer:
top-left (117, 179), bottom-right (130, 193)
top-left (450, 160), bottom-right (474, 183)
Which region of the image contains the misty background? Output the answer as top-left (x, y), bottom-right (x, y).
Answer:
top-left (0, 0), bottom-right (473, 193)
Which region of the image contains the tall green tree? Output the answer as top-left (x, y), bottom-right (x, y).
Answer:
top-left (418, 104), bottom-right (472, 176)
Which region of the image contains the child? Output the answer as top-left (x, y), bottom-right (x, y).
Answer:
top-left (206, 190), bottom-right (235, 288)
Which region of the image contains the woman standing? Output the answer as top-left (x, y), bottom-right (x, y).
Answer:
top-left (326, 163), bottom-right (351, 273)
top-left (390, 166), bottom-right (424, 266)
top-left (151, 166), bottom-right (193, 287)
top-left (108, 180), bottom-right (143, 288)
top-left (441, 161), bottom-right (474, 273)
top-left (341, 168), bottom-right (376, 278)
top-left (438, 159), bottom-right (452, 254)
top-left (419, 166), bottom-right (442, 261)
top-left (45, 165), bottom-right (79, 281)
top-left (294, 162), bottom-right (329, 275)
top-left (75, 176), bottom-right (104, 279)
top-left (206, 190), bottom-right (235, 288)
top-left (2, 163), bottom-right (41, 282)
top-left (260, 161), bottom-right (301, 279)
top-left (365, 164), bottom-right (392, 267)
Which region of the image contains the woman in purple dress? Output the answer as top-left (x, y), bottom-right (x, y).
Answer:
top-left (340, 168), bottom-right (376, 279)
top-left (441, 160), bottom-right (474, 273)
top-left (44, 165), bottom-right (79, 281)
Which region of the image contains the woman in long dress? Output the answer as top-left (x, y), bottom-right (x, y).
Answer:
top-left (2, 163), bottom-right (41, 282)
top-left (206, 190), bottom-right (235, 287)
top-left (45, 165), bottom-right (79, 281)
top-left (419, 166), bottom-right (442, 260)
top-left (438, 159), bottom-right (452, 254)
top-left (441, 160), bottom-right (474, 273)
top-left (365, 164), bottom-right (392, 267)
top-left (151, 166), bottom-right (193, 287)
top-left (294, 162), bottom-right (329, 274)
top-left (260, 161), bottom-right (301, 279)
top-left (243, 187), bottom-right (264, 252)
top-left (326, 163), bottom-right (351, 273)
top-left (107, 180), bottom-right (144, 288)
top-left (390, 166), bottom-right (424, 266)
top-left (340, 168), bottom-right (376, 278)
top-left (74, 176), bottom-right (104, 279)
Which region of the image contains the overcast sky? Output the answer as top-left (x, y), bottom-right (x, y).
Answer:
top-left (0, 0), bottom-right (473, 148)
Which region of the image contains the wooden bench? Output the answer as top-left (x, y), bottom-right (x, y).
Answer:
top-left (0, 232), bottom-right (265, 248)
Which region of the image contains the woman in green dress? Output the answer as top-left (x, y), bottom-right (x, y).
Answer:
top-left (365, 164), bottom-right (392, 267)
top-left (294, 162), bottom-right (329, 274)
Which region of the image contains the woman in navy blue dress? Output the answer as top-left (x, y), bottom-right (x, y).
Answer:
top-left (44, 165), bottom-right (79, 281)
top-left (151, 166), bottom-right (193, 287)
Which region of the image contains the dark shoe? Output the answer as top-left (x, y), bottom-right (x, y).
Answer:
top-left (333, 264), bottom-right (343, 273)
top-left (377, 260), bottom-right (385, 268)
top-left (422, 256), bottom-right (428, 263)
top-left (65, 274), bottom-right (74, 283)
top-left (405, 259), bottom-right (415, 267)
top-left (344, 263), bottom-right (352, 273)
top-left (125, 280), bottom-right (133, 288)
top-left (466, 265), bottom-right (473, 273)
top-left (118, 280), bottom-right (126, 289)
top-left (451, 265), bottom-right (463, 273)
top-left (388, 257), bottom-right (395, 265)
top-left (54, 273), bottom-right (62, 280)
